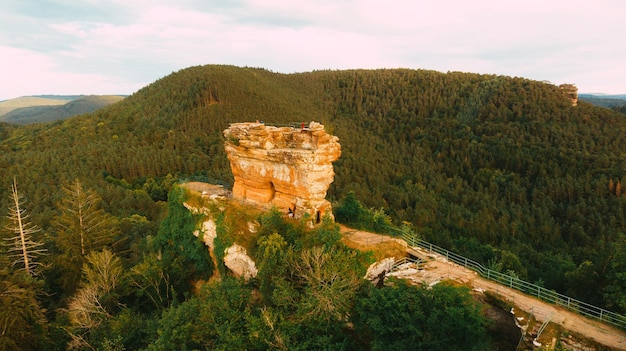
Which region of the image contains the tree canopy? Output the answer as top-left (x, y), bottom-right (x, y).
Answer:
top-left (0, 65), bottom-right (625, 349)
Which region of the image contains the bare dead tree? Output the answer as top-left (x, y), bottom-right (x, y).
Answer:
top-left (65, 249), bottom-right (123, 350)
top-left (3, 178), bottom-right (46, 275)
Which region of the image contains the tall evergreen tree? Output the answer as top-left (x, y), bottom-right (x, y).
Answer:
top-left (54, 179), bottom-right (118, 255)
top-left (52, 179), bottom-right (119, 296)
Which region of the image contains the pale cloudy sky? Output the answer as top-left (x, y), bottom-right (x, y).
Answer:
top-left (1, 0), bottom-right (625, 100)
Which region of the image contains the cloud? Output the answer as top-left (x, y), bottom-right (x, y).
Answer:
top-left (0, 45), bottom-right (144, 99)
top-left (1, 0), bottom-right (626, 99)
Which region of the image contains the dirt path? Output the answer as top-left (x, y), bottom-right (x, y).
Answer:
top-left (340, 226), bottom-right (626, 350)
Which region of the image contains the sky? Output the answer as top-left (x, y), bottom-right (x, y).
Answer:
top-left (1, 0), bottom-right (625, 101)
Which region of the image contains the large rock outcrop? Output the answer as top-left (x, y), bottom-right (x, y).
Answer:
top-left (559, 83), bottom-right (578, 106)
top-left (224, 121), bottom-right (341, 222)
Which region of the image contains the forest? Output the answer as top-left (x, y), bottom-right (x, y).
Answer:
top-left (1, 65), bottom-right (625, 350)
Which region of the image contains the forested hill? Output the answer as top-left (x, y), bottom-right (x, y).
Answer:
top-left (1, 64), bottom-right (626, 313)
top-left (0, 95), bottom-right (125, 124)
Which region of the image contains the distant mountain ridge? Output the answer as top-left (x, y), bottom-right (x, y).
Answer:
top-left (27, 95), bottom-right (84, 100)
top-left (582, 93), bottom-right (626, 99)
top-left (0, 95), bottom-right (125, 124)
top-left (0, 96), bottom-right (68, 116)
top-left (579, 93), bottom-right (626, 108)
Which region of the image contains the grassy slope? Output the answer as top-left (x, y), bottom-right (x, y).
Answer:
top-left (0, 96), bottom-right (68, 117)
top-left (0, 95), bottom-right (125, 124)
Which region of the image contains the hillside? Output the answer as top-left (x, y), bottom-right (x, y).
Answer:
top-left (579, 93), bottom-right (626, 108)
top-left (0, 95), bottom-right (125, 124)
top-left (0, 96), bottom-right (70, 116)
top-left (341, 225), bottom-right (626, 350)
top-left (0, 65), bottom-right (625, 348)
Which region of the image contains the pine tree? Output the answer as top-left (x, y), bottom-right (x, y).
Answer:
top-left (0, 256), bottom-right (48, 351)
top-left (54, 179), bottom-right (118, 256)
top-left (52, 179), bottom-right (119, 295)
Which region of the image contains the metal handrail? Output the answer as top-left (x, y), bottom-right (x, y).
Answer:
top-left (401, 232), bottom-right (626, 330)
top-left (389, 256), bottom-right (423, 273)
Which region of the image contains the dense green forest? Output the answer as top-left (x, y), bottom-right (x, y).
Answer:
top-left (1, 65), bottom-right (625, 349)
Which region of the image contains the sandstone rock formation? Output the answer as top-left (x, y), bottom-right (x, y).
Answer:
top-left (365, 257), bottom-right (396, 286)
top-left (193, 218), bottom-right (217, 248)
top-left (223, 121), bottom-right (341, 222)
top-left (559, 83), bottom-right (578, 106)
top-left (223, 244), bottom-right (258, 280)
top-left (365, 257), bottom-right (396, 281)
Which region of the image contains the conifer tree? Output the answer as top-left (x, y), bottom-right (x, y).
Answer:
top-left (3, 178), bottom-right (46, 276)
top-left (0, 255), bottom-right (47, 351)
top-left (52, 179), bottom-right (119, 295)
top-left (54, 179), bottom-right (118, 256)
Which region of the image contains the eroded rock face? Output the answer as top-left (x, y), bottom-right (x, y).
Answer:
top-left (365, 257), bottom-right (396, 286)
top-left (224, 121), bottom-right (341, 222)
top-left (223, 244), bottom-right (258, 280)
top-left (559, 83), bottom-right (578, 106)
top-left (193, 218), bottom-right (217, 248)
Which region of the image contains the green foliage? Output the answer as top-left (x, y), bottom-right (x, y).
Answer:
top-left (249, 208), bottom-right (369, 350)
top-left (256, 232), bottom-right (288, 303)
top-left (334, 191), bottom-right (394, 234)
top-left (49, 179), bottom-right (120, 298)
top-left (105, 174), bottom-right (176, 202)
top-left (280, 246), bottom-right (364, 323)
top-left (0, 65), bottom-right (626, 347)
top-left (145, 296), bottom-right (203, 351)
top-left (603, 233), bottom-right (626, 311)
top-left (334, 191), bottom-right (362, 224)
top-left (147, 277), bottom-right (255, 351)
top-left (211, 211), bottom-right (231, 276)
top-left (496, 250), bottom-right (528, 280)
top-left (150, 185), bottom-right (213, 301)
top-left (305, 213), bottom-right (342, 249)
top-left (60, 250), bottom-right (160, 351)
top-left (0, 263), bottom-right (47, 351)
top-left (256, 207), bottom-right (306, 247)
top-left (105, 308), bottom-right (156, 351)
top-left (255, 245), bottom-right (364, 350)
top-left (351, 279), bottom-right (490, 351)
top-left (208, 200), bottom-right (263, 276)
top-left (126, 253), bottom-right (173, 312)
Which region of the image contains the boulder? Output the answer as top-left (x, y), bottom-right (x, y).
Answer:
top-left (223, 244), bottom-right (258, 280)
top-left (365, 257), bottom-right (396, 286)
top-left (559, 83), bottom-right (578, 106)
